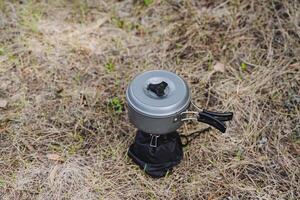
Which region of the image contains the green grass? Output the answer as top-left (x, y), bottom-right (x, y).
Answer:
top-left (0, 178), bottom-right (5, 188)
top-left (105, 60), bottom-right (115, 73)
top-left (143, 0), bottom-right (154, 6)
top-left (0, 0), bottom-right (6, 12)
top-left (0, 47), bottom-right (4, 56)
top-left (110, 97), bottom-right (123, 114)
top-left (241, 62), bottom-right (247, 71)
top-left (73, 0), bottom-right (88, 23)
top-left (17, 3), bottom-right (43, 33)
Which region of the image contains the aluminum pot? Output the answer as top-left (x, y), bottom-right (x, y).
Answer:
top-left (126, 70), bottom-right (233, 135)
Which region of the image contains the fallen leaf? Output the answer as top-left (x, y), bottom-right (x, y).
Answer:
top-left (47, 154), bottom-right (64, 162)
top-left (213, 62), bottom-right (226, 73)
top-left (0, 99), bottom-right (8, 108)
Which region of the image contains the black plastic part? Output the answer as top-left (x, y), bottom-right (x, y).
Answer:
top-left (128, 130), bottom-right (183, 178)
top-left (197, 112), bottom-right (227, 133)
top-left (203, 110), bottom-right (233, 121)
top-left (147, 81), bottom-right (168, 97)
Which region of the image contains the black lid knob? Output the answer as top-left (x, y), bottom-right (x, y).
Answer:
top-left (147, 81), bottom-right (168, 97)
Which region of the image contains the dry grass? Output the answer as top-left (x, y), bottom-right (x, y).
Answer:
top-left (0, 0), bottom-right (299, 199)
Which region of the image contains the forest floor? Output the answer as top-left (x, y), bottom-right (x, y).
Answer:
top-left (0, 0), bottom-right (299, 199)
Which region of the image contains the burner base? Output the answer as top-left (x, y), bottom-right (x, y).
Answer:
top-left (128, 130), bottom-right (183, 178)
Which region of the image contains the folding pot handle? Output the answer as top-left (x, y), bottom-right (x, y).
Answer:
top-left (202, 110), bottom-right (233, 121)
top-left (197, 112), bottom-right (227, 133)
top-left (181, 104), bottom-right (233, 133)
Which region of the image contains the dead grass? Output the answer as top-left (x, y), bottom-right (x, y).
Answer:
top-left (0, 0), bottom-right (299, 199)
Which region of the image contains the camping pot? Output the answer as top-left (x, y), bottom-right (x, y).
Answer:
top-left (126, 70), bottom-right (233, 135)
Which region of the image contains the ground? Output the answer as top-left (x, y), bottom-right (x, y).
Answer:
top-left (0, 0), bottom-right (299, 199)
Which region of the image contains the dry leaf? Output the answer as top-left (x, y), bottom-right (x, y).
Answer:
top-left (47, 154), bottom-right (64, 162)
top-left (0, 99), bottom-right (8, 108)
top-left (213, 62), bottom-right (226, 73)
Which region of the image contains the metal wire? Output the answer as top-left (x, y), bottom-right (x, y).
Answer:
top-left (181, 111), bottom-right (198, 115)
top-left (180, 127), bottom-right (212, 146)
top-left (180, 102), bottom-right (203, 121)
top-left (181, 117), bottom-right (197, 121)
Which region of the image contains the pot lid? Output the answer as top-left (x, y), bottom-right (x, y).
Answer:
top-left (126, 70), bottom-right (190, 118)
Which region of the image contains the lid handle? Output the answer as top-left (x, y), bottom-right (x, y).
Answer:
top-left (147, 81), bottom-right (168, 97)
